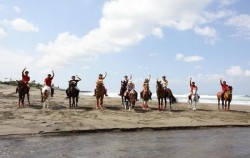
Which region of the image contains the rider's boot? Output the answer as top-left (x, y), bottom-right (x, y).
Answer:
top-left (105, 89), bottom-right (108, 96)
top-left (93, 89), bottom-right (96, 96)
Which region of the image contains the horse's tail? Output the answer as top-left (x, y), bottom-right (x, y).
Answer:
top-left (168, 88), bottom-right (177, 104)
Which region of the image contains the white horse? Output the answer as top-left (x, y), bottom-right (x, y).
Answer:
top-left (188, 86), bottom-right (199, 111)
top-left (41, 86), bottom-right (51, 108)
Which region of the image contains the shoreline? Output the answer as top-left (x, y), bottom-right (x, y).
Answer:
top-left (0, 84), bottom-right (249, 138)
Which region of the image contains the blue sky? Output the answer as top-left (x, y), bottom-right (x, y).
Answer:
top-left (0, 0), bottom-right (250, 95)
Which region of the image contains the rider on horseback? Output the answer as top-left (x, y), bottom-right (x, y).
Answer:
top-left (124, 80), bottom-right (139, 101)
top-left (118, 75), bottom-right (131, 96)
top-left (188, 77), bottom-right (199, 102)
top-left (93, 72), bottom-right (108, 96)
top-left (220, 78), bottom-right (229, 99)
top-left (16, 67), bottom-right (30, 93)
top-left (42, 71), bottom-right (54, 93)
top-left (66, 75), bottom-right (81, 97)
top-left (140, 75), bottom-right (152, 100)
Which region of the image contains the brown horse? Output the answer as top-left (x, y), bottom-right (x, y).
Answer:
top-left (16, 80), bottom-right (30, 107)
top-left (124, 91), bottom-right (136, 111)
top-left (141, 85), bottom-right (150, 110)
top-left (96, 83), bottom-right (105, 109)
top-left (67, 83), bottom-right (79, 108)
top-left (156, 81), bottom-right (177, 111)
top-left (217, 86), bottom-right (233, 111)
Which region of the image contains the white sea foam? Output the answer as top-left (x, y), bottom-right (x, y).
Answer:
top-left (81, 92), bottom-right (250, 106)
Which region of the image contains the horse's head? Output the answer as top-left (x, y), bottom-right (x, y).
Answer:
top-left (228, 86), bottom-right (233, 94)
top-left (16, 80), bottom-right (24, 87)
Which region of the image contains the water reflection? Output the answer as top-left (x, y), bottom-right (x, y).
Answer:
top-left (0, 128), bottom-right (249, 158)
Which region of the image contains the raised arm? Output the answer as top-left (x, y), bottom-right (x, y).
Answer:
top-left (22, 67), bottom-right (26, 75)
top-left (190, 77), bottom-right (192, 86)
top-left (130, 75), bottom-right (132, 80)
top-left (52, 71), bottom-right (55, 78)
top-left (76, 75), bottom-right (81, 81)
top-left (103, 72), bottom-right (107, 79)
top-left (220, 78), bottom-right (223, 85)
top-left (148, 75), bottom-right (151, 82)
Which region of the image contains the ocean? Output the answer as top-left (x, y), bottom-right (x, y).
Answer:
top-left (82, 92), bottom-right (250, 106)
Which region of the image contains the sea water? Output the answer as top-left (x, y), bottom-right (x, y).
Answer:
top-left (82, 92), bottom-right (250, 106)
top-left (0, 128), bottom-right (249, 158)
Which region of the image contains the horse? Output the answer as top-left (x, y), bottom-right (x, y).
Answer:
top-left (119, 80), bottom-right (127, 106)
top-left (41, 86), bottom-right (51, 108)
top-left (156, 81), bottom-right (177, 111)
top-left (124, 91), bottom-right (136, 111)
top-left (96, 83), bottom-right (105, 109)
top-left (67, 83), bottom-right (79, 108)
top-left (188, 86), bottom-right (199, 111)
top-left (141, 85), bottom-right (151, 110)
top-left (16, 80), bottom-right (30, 107)
top-left (217, 86), bottom-right (233, 111)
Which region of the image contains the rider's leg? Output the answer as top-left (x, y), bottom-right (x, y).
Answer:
top-left (93, 89), bottom-right (96, 96)
top-left (149, 90), bottom-right (152, 100)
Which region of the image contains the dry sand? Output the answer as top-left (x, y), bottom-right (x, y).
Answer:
top-left (0, 84), bottom-right (249, 137)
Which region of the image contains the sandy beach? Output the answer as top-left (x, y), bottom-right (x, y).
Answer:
top-left (0, 84), bottom-right (249, 137)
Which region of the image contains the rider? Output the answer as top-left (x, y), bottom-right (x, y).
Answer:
top-left (42, 71), bottom-right (55, 93)
top-left (16, 67), bottom-right (30, 93)
top-left (124, 79), bottom-right (139, 101)
top-left (161, 76), bottom-right (168, 91)
top-left (119, 75), bottom-right (131, 96)
top-left (188, 77), bottom-right (199, 101)
top-left (66, 75), bottom-right (81, 97)
top-left (93, 72), bottom-right (108, 96)
top-left (220, 78), bottom-right (229, 99)
top-left (140, 75), bottom-right (152, 100)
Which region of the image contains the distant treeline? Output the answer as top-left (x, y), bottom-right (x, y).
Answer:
top-left (0, 80), bottom-right (43, 88)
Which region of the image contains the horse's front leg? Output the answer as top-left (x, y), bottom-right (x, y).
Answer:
top-left (217, 98), bottom-right (220, 110)
top-left (100, 97), bottom-right (104, 109)
top-left (157, 98), bottom-right (161, 111)
top-left (76, 97), bottom-right (78, 107)
top-left (27, 93), bottom-right (30, 106)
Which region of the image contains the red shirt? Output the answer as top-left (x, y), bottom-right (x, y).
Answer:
top-left (44, 77), bottom-right (53, 87)
top-left (190, 85), bottom-right (196, 92)
top-left (221, 83), bottom-right (229, 91)
top-left (22, 74), bottom-right (30, 84)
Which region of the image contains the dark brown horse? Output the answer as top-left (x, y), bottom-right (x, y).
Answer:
top-left (96, 83), bottom-right (105, 109)
top-left (141, 85), bottom-right (150, 110)
top-left (16, 80), bottom-right (30, 107)
top-left (67, 83), bottom-right (79, 108)
top-left (120, 80), bottom-right (127, 106)
top-left (217, 86), bottom-right (233, 111)
top-left (124, 91), bottom-right (136, 111)
top-left (156, 81), bottom-right (177, 111)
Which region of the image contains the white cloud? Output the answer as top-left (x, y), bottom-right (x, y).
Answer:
top-left (38, 0), bottom-right (215, 68)
top-left (176, 53), bottom-right (184, 60)
top-left (176, 53), bottom-right (204, 62)
top-left (218, 0), bottom-right (236, 8)
top-left (2, 18), bottom-right (39, 32)
top-left (225, 14), bottom-right (250, 39)
top-left (151, 28), bottom-right (163, 38)
top-left (245, 70), bottom-right (250, 77)
top-left (184, 56), bottom-right (204, 62)
top-left (0, 28), bottom-right (6, 39)
top-left (194, 26), bottom-right (217, 38)
top-left (13, 5), bottom-right (21, 12)
top-left (226, 66), bottom-right (250, 77)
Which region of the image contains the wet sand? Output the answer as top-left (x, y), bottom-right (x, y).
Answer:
top-left (0, 84), bottom-right (249, 137)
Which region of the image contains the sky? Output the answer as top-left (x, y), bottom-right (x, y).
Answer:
top-left (0, 0), bottom-right (250, 95)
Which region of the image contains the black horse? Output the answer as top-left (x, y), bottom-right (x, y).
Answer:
top-left (66, 82), bottom-right (79, 108)
top-left (119, 80), bottom-right (127, 106)
top-left (16, 80), bottom-right (30, 107)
